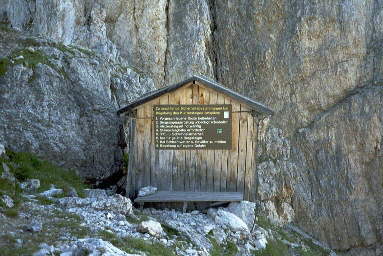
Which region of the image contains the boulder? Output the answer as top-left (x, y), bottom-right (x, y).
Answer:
top-left (137, 220), bottom-right (165, 237)
top-left (253, 228), bottom-right (268, 250)
top-left (227, 201), bottom-right (256, 229)
top-left (214, 209), bottom-right (249, 233)
top-left (138, 186), bottom-right (157, 197)
top-left (25, 221), bottom-right (43, 233)
top-left (1, 194), bottom-right (14, 208)
top-left (59, 238), bottom-right (139, 256)
top-left (66, 187), bottom-right (78, 197)
top-left (58, 194), bottom-right (133, 215)
top-left (39, 185), bottom-right (63, 197)
top-left (1, 163), bottom-right (15, 183)
top-left (20, 179), bottom-right (40, 192)
top-left (0, 143), bottom-right (5, 156)
top-left (0, 30), bottom-right (155, 182)
top-left (84, 189), bottom-right (108, 198)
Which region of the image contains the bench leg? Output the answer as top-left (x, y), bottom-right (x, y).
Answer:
top-left (140, 202), bottom-right (144, 210)
top-left (183, 202), bottom-right (188, 213)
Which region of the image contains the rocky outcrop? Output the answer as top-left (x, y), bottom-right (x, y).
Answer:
top-left (0, 1), bottom-right (382, 254)
top-left (292, 86), bottom-right (383, 250)
top-left (0, 28), bottom-right (154, 180)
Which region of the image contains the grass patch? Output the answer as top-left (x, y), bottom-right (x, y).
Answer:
top-left (253, 239), bottom-right (289, 256)
top-left (298, 239), bottom-right (330, 256)
top-left (121, 237), bottom-right (176, 256)
top-left (5, 150), bottom-right (88, 197)
top-left (0, 57), bottom-right (10, 77)
top-left (0, 22), bottom-right (13, 32)
top-left (256, 216), bottom-right (273, 230)
top-left (208, 236), bottom-right (238, 256)
top-left (0, 209), bottom-right (89, 255)
top-left (35, 195), bottom-right (55, 205)
top-left (122, 153), bottom-right (129, 171)
top-left (162, 223), bottom-right (181, 237)
top-left (97, 229), bottom-right (176, 256)
top-left (4, 208), bottom-right (18, 217)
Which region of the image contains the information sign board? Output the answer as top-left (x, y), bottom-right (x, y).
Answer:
top-left (154, 104), bottom-right (232, 150)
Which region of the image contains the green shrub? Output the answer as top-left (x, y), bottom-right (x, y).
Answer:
top-left (253, 239), bottom-right (289, 256)
top-left (6, 151), bottom-right (88, 196)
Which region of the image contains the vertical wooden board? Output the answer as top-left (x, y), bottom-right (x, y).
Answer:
top-left (191, 84), bottom-right (200, 191)
top-left (183, 84), bottom-right (193, 191)
top-left (227, 101), bottom-right (240, 191)
top-left (150, 98), bottom-right (160, 188)
top-left (213, 93), bottom-right (225, 192)
top-left (142, 104), bottom-right (152, 188)
top-left (134, 108), bottom-right (145, 192)
top-left (198, 86), bottom-right (208, 191)
top-left (206, 89), bottom-right (218, 191)
top-left (158, 94), bottom-right (173, 190)
top-left (237, 105), bottom-right (248, 194)
top-left (126, 118), bottom-right (136, 197)
top-left (244, 114), bottom-right (255, 201)
top-left (220, 96), bottom-right (231, 192)
top-left (172, 88), bottom-right (184, 191)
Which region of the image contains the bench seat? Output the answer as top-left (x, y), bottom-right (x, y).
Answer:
top-left (134, 191), bottom-right (243, 212)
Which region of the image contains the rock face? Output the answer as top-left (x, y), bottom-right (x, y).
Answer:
top-left (0, 1), bottom-right (382, 254)
top-left (137, 220), bottom-right (165, 237)
top-left (0, 28), bottom-right (154, 180)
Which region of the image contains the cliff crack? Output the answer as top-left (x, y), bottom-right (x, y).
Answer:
top-left (163, 0), bottom-right (170, 86)
top-left (207, 0), bottom-right (219, 81)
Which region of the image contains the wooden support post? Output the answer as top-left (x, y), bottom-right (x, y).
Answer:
top-left (183, 202), bottom-right (188, 213)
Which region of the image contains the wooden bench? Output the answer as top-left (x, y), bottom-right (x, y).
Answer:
top-left (134, 191), bottom-right (243, 212)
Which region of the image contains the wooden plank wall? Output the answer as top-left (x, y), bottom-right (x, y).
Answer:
top-left (126, 82), bottom-right (258, 201)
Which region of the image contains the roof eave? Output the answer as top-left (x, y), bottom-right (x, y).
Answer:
top-left (117, 75), bottom-right (274, 116)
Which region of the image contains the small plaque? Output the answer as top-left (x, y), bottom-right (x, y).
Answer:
top-left (154, 104), bottom-right (232, 150)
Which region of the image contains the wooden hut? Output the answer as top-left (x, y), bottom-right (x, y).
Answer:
top-left (118, 75), bottom-right (273, 202)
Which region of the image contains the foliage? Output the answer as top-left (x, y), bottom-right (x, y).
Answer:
top-left (208, 236), bottom-right (238, 256)
top-left (123, 153), bottom-right (129, 170)
top-left (4, 150), bottom-right (88, 197)
top-left (0, 57), bottom-right (10, 77)
top-left (97, 230), bottom-right (176, 256)
top-left (253, 239), bottom-right (289, 256)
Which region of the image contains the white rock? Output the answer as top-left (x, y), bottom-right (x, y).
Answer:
top-left (84, 189), bottom-right (108, 198)
top-left (254, 237), bottom-right (267, 250)
top-left (58, 194), bottom-right (133, 215)
top-left (25, 221), bottom-right (43, 233)
top-left (214, 209), bottom-right (249, 233)
top-left (185, 248), bottom-right (199, 256)
top-left (138, 186), bottom-right (157, 197)
top-left (0, 143), bottom-right (5, 156)
top-left (20, 179), bottom-right (40, 192)
top-left (137, 220), bottom-right (165, 237)
top-left (39, 185), bottom-right (63, 197)
top-left (227, 201), bottom-right (256, 228)
top-left (203, 224), bottom-right (215, 234)
top-left (1, 194), bottom-right (14, 208)
top-left (1, 162), bottom-right (15, 183)
top-left (253, 227), bottom-right (268, 249)
top-left (33, 243), bottom-right (55, 256)
top-left (207, 208), bottom-right (217, 218)
top-left (61, 238), bottom-right (139, 256)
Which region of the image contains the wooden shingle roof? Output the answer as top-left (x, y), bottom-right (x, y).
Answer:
top-left (117, 75), bottom-right (274, 115)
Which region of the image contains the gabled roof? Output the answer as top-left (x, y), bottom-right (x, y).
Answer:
top-left (117, 75), bottom-right (274, 115)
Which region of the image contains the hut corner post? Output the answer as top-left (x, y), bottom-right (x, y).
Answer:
top-left (121, 111), bottom-right (137, 198)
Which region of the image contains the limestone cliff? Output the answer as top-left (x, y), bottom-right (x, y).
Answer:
top-left (0, 0), bottom-right (382, 255)
top-left (0, 26), bottom-right (154, 180)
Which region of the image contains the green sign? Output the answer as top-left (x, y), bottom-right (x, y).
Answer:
top-left (154, 104), bottom-right (232, 150)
